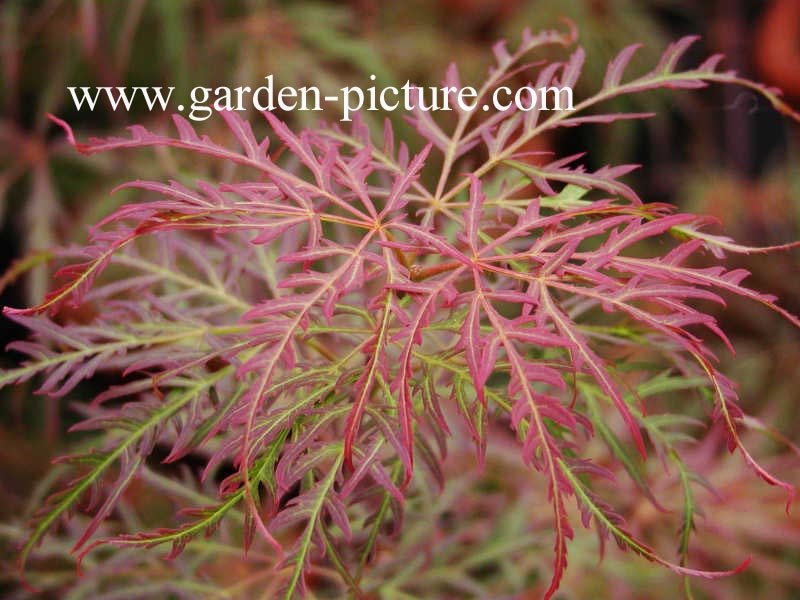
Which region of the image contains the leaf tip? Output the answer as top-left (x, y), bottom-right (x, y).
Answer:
top-left (47, 113), bottom-right (88, 154)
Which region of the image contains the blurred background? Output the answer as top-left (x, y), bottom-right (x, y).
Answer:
top-left (0, 1), bottom-right (798, 598)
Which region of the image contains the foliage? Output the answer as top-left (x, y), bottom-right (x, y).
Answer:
top-left (2, 24), bottom-right (799, 599)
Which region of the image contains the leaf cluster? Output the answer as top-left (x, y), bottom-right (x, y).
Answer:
top-left (3, 24), bottom-right (799, 599)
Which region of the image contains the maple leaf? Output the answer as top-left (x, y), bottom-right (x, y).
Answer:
top-left (3, 24), bottom-right (799, 600)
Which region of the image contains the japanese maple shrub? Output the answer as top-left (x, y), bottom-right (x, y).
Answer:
top-left (3, 24), bottom-right (799, 599)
